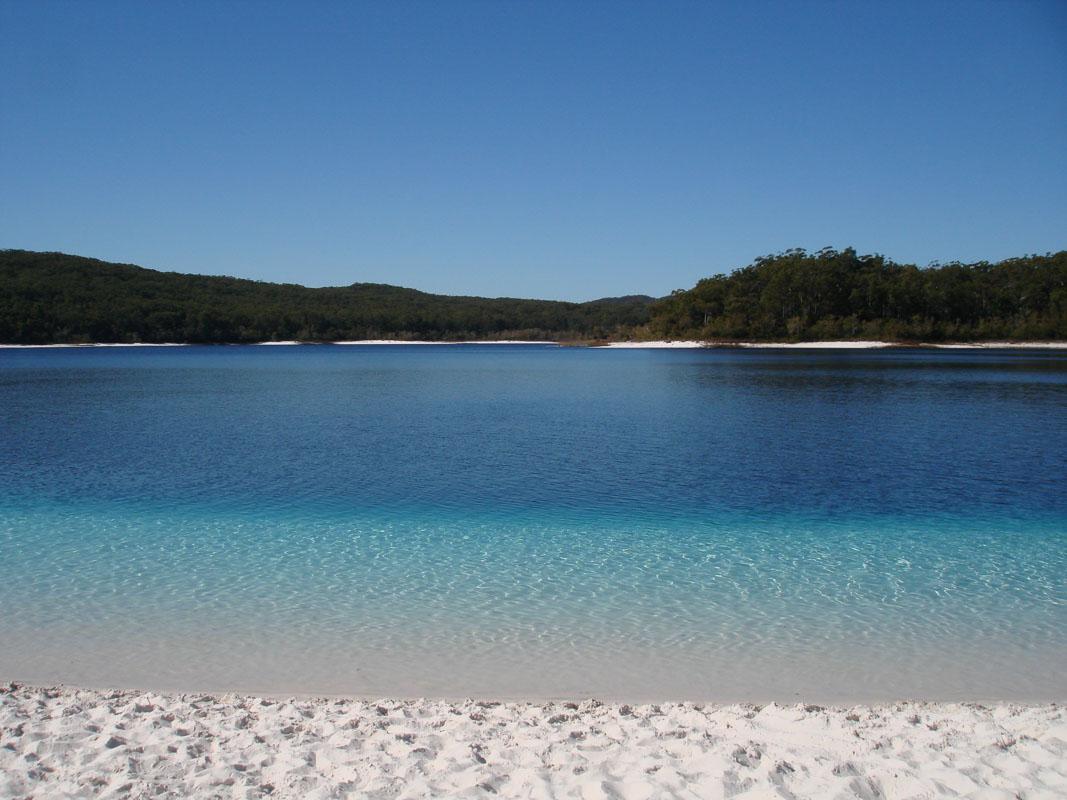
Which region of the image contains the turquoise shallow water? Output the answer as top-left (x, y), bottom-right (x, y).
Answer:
top-left (1, 345), bottom-right (1065, 700)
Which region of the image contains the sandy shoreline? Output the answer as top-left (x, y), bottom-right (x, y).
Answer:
top-left (599, 340), bottom-right (1067, 349)
top-left (2, 683), bottom-right (1062, 799)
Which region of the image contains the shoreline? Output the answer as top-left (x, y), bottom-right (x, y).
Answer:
top-left (0, 340), bottom-right (560, 348)
top-left (597, 339), bottom-right (1067, 349)
top-left (8, 668), bottom-right (1064, 706)
top-left (2, 339), bottom-right (1067, 349)
top-left (2, 682), bottom-right (1062, 798)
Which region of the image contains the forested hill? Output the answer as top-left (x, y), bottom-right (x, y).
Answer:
top-left (647, 249), bottom-right (1067, 342)
top-left (0, 251), bottom-right (654, 344)
top-left (3, 248), bottom-right (1065, 345)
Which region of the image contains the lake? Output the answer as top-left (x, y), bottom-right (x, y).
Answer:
top-left (1, 345), bottom-right (1064, 700)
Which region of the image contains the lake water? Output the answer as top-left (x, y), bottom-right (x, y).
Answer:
top-left (1, 345), bottom-right (1064, 701)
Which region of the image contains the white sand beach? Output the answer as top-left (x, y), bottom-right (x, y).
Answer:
top-left (598, 341), bottom-right (710, 348)
top-left (2, 683), bottom-right (1063, 799)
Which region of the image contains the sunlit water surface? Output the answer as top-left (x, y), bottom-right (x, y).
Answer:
top-left (1, 345), bottom-right (1064, 700)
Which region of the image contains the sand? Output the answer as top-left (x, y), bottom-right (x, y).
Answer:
top-left (597, 341), bottom-right (710, 348)
top-left (2, 684), bottom-right (1064, 799)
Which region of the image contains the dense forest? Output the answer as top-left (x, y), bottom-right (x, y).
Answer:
top-left (646, 248), bottom-right (1067, 342)
top-left (0, 251), bottom-right (653, 344)
top-left (1, 248), bottom-right (1065, 344)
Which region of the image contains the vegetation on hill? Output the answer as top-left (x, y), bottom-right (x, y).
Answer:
top-left (646, 248), bottom-right (1067, 342)
top-left (2, 248), bottom-right (1064, 344)
top-left (0, 251), bottom-right (653, 344)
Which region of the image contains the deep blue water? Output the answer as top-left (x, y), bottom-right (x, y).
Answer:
top-left (1, 345), bottom-right (1064, 700)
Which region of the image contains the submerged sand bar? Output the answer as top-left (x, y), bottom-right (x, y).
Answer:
top-left (2, 683), bottom-right (1063, 798)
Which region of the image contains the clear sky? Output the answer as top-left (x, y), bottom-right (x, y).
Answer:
top-left (1, 1), bottom-right (1065, 301)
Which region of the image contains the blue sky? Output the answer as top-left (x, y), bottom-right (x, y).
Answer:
top-left (1, 1), bottom-right (1065, 300)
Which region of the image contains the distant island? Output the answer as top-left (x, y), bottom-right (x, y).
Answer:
top-left (1, 248), bottom-right (1064, 344)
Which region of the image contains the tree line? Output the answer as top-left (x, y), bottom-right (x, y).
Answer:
top-left (2, 248), bottom-right (1065, 344)
top-left (646, 248), bottom-right (1067, 342)
top-left (0, 251), bottom-right (652, 344)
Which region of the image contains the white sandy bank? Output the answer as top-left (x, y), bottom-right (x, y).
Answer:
top-left (2, 684), bottom-right (1063, 799)
top-left (597, 340), bottom-right (709, 348)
